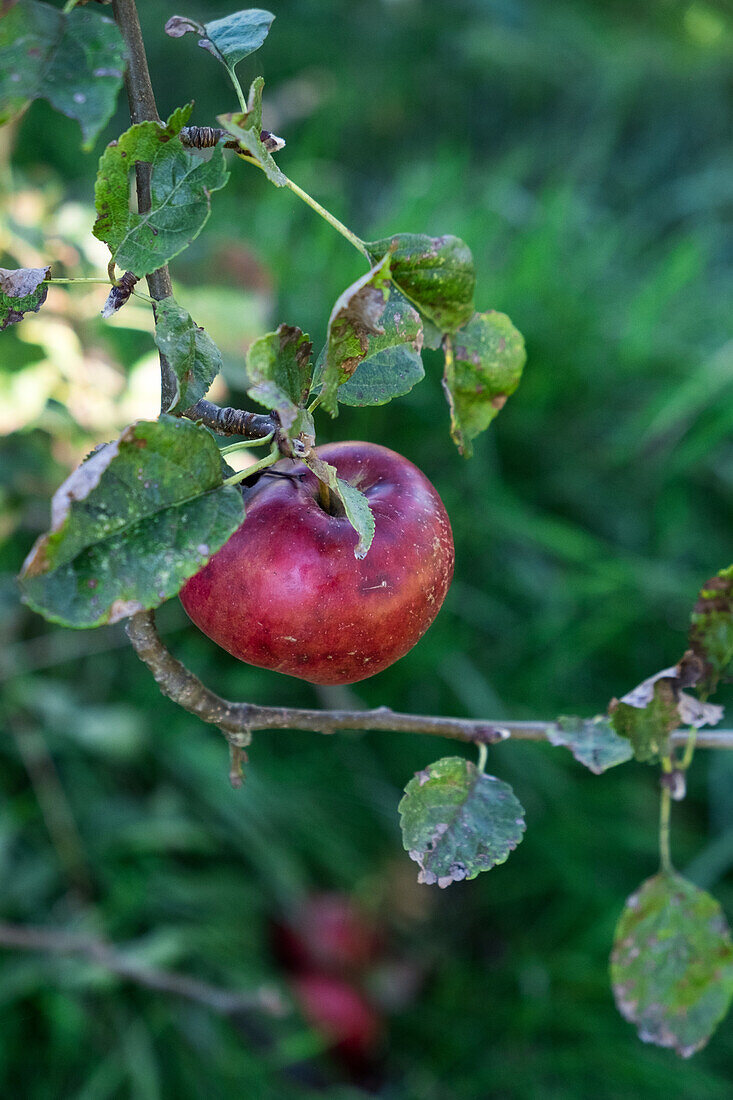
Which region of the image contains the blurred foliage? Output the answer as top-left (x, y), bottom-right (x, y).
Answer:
top-left (1, 0), bottom-right (733, 1096)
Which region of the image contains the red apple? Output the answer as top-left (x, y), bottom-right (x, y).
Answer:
top-left (292, 972), bottom-right (382, 1061)
top-left (273, 892), bottom-right (382, 975)
top-left (180, 441), bottom-right (454, 685)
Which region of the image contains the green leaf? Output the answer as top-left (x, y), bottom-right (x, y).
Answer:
top-left (319, 255), bottom-right (393, 416)
top-left (609, 676), bottom-right (679, 764)
top-left (153, 297), bottom-right (222, 414)
top-left (18, 417), bottom-right (244, 628)
top-left (312, 289), bottom-right (425, 407)
top-left (218, 77), bottom-right (286, 187)
top-left (550, 715), bottom-right (634, 774)
top-left (165, 9), bottom-right (274, 71)
top-left (93, 106), bottom-right (229, 278)
top-left (245, 324), bottom-right (313, 431)
top-left (301, 453), bottom-right (375, 560)
top-left (0, 1), bottom-right (124, 147)
top-left (365, 232), bottom-right (475, 332)
top-left (398, 756), bottom-right (525, 887)
top-left (0, 265), bottom-right (50, 330)
top-left (611, 872), bottom-right (733, 1057)
top-left (690, 565), bottom-right (733, 694)
top-left (443, 310), bottom-right (526, 457)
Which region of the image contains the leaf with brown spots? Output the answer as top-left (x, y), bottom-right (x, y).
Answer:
top-left (365, 233), bottom-right (475, 333)
top-left (319, 255), bottom-right (393, 416)
top-left (689, 565), bottom-right (733, 694)
top-left (18, 417), bottom-right (243, 628)
top-left (442, 310), bottom-right (526, 457)
top-left (609, 655), bottom-right (723, 764)
top-left (0, 265), bottom-right (50, 330)
top-left (311, 287), bottom-right (425, 408)
top-left (93, 105), bottom-right (229, 277)
top-left (611, 872), bottom-right (733, 1057)
top-left (398, 756), bottom-right (525, 887)
top-left (245, 324), bottom-right (313, 431)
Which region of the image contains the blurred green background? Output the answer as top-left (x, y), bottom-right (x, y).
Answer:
top-left (1, 0), bottom-right (733, 1095)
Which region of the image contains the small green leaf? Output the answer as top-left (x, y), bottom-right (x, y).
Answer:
top-left (165, 9), bottom-right (274, 71)
top-left (398, 756), bottom-right (525, 887)
top-left (611, 872), bottom-right (733, 1057)
top-left (550, 715), bottom-right (634, 774)
top-left (365, 233), bottom-right (475, 332)
top-left (93, 105), bottom-right (229, 277)
top-left (0, 265), bottom-right (50, 330)
top-left (312, 289), bottom-right (424, 407)
top-left (18, 417), bottom-right (244, 628)
top-left (609, 677), bottom-right (679, 764)
top-left (302, 453), bottom-right (375, 559)
top-left (246, 324), bottom-right (313, 431)
top-left (690, 565), bottom-right (733, 694)
top-left (319, 255), bottom-right (392, 416)
top-left (219, 77), bottom-right (286, 187)
top-left (0, 1), bottom-right (124, 147)
top-left (153, 297), bottom-right (222, 413)
top-left (443, 311), bottom-right (526, 457)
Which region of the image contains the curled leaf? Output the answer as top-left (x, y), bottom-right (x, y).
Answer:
top-left (0, 265), bottom-right (50, 329)
top-left (245, 324), bottom-right (313, 431)
top-left (550, 716), bottom-right (633, 774)
top-left (153, 296), bottom-right (222, 413)
top-left (319, 256), bottom-right (392, 416)
top-left (219, 77), bottom-right (286, 187)
top-left (609, 653), bottom-right (722, 763)
top-left (443, 311), bottom-right (526, 457)
top-left (365, 233), bottom-right (475, 333)
top-left (689, 565), bottom-right (733, 694)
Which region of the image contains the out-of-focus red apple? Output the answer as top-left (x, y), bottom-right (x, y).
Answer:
top-left (180, 441), bottom-right (454, 684)
top-left (273, 892), bottom-right (382, 976)
top-left (292, 972), bottom-right (382, 1061)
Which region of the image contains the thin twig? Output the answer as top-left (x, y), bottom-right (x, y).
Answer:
top-left (0, 922), bottom-right (287, 1018)
top-left (126, 610), bottom-right (733, 749)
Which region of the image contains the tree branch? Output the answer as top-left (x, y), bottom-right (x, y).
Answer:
top-left (112, 0), bottom-right (176, 411)
top-left (126, 610), bottom-right (733, 750)
top-left (0, 922), bottom-right (286, 1018)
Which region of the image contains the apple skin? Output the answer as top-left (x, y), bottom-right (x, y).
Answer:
top-left (292, 972), bottom-right (382, 1062)
top-left (179, 441), bottom-right (454, 685)
top-left (273, 892), bottom-right (382, 976)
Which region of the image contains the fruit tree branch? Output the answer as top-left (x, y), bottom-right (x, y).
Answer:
top-left (112, 0), bottom-right (176, 411)
top-left (112, 2), bottom-right (283, 438)
top-left (125, 611), bottom-right (733, 749)
top-left (0, 922), bottom-right (286, 1018)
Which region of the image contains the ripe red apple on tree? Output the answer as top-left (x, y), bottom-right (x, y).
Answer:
top-left (180, 441), bottom-right (454, 684)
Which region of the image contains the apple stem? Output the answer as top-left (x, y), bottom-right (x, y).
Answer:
top-left (222, 445), bottom-right (280, 487)
top-left (317, 478), bottom-right (332, 514)
top-left (220, 432), bottom-right (275, 456)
